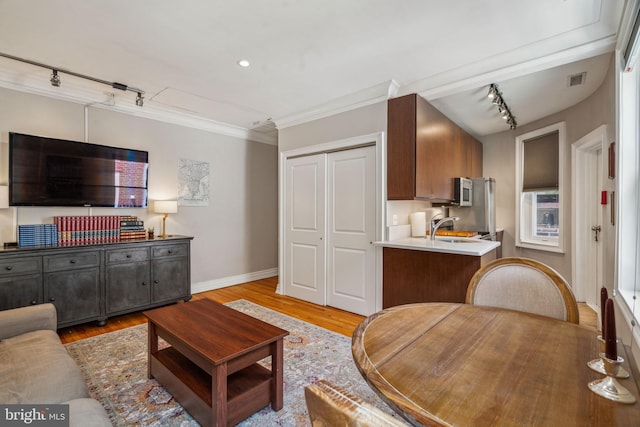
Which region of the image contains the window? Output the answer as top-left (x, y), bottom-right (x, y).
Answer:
top-left (515, 122), bottom-right (565, 253)
top-left (617, 10), bottom-right (640, 324)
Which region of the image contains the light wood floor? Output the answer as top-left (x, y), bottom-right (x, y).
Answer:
top-left (58, 276), bottom-right (598, 344)
top-left (58, 276), bottom-right (364, 344)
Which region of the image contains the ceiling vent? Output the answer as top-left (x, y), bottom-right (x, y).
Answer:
top-left (568, 72), bottom-right (587, 87)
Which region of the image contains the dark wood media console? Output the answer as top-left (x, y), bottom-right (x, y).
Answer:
top-left (0, 236), bottom-right (193, 328)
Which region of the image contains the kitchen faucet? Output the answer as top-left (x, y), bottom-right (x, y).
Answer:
top-left (430, 216), bottom-right (460, 240)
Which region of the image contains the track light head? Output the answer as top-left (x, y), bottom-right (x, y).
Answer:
top-left (487, 84), bottom-right (498, 99)
top-left (135, 92), bottom-right (144, 107)
top-left (50, 70), bottom-right (60, 87)
top-left (487, 83), bottom-right (516, 130)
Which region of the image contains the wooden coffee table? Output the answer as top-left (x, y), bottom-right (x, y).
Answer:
top-left (143, 299), bottom-right (289, 426)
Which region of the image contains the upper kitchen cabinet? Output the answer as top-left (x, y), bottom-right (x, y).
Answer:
top-left (387, 94), bottom-right (482, 201)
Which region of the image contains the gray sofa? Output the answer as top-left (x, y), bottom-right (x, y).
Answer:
top-left (0, 303), bottom-right (112, 427)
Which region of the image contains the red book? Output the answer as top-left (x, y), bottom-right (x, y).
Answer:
top-left (604, 298), bottom-right (617, 360)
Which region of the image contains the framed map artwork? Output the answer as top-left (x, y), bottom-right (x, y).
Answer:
top-left (178, 158), bottom-right (210, 206)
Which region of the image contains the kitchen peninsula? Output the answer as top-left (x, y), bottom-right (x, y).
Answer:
top-left (376, 236), bottom-right (499, 308)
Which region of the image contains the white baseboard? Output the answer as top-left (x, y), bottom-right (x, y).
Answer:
top-left (190, 268), bottom-right (278, 294)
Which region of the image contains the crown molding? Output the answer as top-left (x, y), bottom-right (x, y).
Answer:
top-left (405, 36), bottom-right (617, 101)
top-left (0, 73), bottom-right (277, 145)
top-left (274, 80), bottom-right (399, 130)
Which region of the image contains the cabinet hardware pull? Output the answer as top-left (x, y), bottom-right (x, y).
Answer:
top-left (31, 300), bottom-right (37, 305)
top-left (70, 260), bottom-right (76, 264)
top-left (154, 280), bottom-right (159, 284)
top-left (126, 254), bottom-right (132, 258)
top-left (142, 282), bottom-right (147, 286)
top-left (5, 266), bottom-right (12, 270)
top-left (49, 297), bottom-right (56, 302)
top-left (168, 250), bottom-right (172, 254)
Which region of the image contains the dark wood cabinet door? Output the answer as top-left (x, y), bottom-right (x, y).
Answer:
top-left (468, 137), bottom-right (483, 178)
top-left (105, 261), bottom-right (150, 314)
top-left (417, 98), bottom-right (461, 201)
top-left (388, 94), bottom-right (483, 201)
top-left (45, 268), bottom-right (101, 326)
top-left (0, 274), bottom-right (43, 310)
top-left (387, 94), bottom-right (417, 200)
top-left (151, 257), bottom-right (189, 303)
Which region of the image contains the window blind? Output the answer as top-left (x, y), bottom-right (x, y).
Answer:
top-left (522, 131), bottom-right (559, 191)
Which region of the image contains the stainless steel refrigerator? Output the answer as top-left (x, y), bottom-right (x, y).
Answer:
top-left (449, 177), bottom-right (496, 240)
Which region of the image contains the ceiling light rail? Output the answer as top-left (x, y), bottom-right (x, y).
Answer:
top-left (0, 52), bottom-right (145, 107)
top-left (487, 83), bottom-right (516, 130)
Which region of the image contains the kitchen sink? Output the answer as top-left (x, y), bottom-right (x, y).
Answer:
top-left (435, 238), bottom-right (476, 243)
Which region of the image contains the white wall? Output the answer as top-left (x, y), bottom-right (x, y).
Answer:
top-left (278, 102), bottom-right (387, 152)
top-left (0, 87), bottom-right (279, 291)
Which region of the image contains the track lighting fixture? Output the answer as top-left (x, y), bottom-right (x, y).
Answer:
top-left (50, 69), bottom-right (60, 87)
top-left (487, 83), bottom-right (517, 130)
top-left (1, 52), bottom-right (145, 107)
top-left (487, 84), bottom-right (498, 100)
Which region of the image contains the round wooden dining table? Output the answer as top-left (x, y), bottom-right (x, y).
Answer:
top-left (351, 303), bottom-right (640, 427)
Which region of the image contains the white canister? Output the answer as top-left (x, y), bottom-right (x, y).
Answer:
top-left (410, 212), bottom-right (427, 237)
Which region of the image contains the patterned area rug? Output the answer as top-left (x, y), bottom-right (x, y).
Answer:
top-left (65, 300), bottom-right (401, 426)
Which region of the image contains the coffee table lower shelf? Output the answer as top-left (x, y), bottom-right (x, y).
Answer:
top-left (151, 347), bottom-right (273, 426)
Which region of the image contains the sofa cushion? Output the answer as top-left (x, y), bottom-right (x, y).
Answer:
top-left (0, 330), bottom-right (89, 404)
top-left (66, 398), bottom-right (112, 427)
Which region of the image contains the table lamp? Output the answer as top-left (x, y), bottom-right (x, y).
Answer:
top-left (154, 200), bottom-right (178, 238)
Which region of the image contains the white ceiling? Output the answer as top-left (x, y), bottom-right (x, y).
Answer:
top-left (0, 0), bottom-right (627, 143)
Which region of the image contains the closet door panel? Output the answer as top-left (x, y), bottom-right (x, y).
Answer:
top-left (284, 154), bottom-right (326, 305)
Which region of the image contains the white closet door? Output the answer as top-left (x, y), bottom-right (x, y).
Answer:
top-left (326, 146), bottom-right (376, 315)
top-left (284, 154), bottom-right (326, 305)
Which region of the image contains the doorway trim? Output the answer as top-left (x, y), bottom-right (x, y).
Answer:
top-left (571, 124), bottom-right (607, 305)
top-left (277, 132), bottom-right (386, 313)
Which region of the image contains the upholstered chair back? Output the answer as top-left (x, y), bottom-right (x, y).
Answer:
top-left (466, 257), bottom-right (579, 324)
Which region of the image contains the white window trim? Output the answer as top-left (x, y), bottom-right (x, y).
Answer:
top-left (616, 49), bottom-right (640, 323)
top-left (515, 122), bottom-right (566, 253)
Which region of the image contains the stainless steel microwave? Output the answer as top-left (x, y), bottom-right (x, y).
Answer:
top-left (453, 177), bottom-right (473, 206)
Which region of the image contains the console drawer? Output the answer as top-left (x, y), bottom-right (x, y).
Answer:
top-left (44, 251), bottom-right (101, 272)
top-left (0, 257), bottom-right (41, 277)
top-left (106, 248), bottom-right (149, 264)
top-left (152, 244), bottom-right (188, 258)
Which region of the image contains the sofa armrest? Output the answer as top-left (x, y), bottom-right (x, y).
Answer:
top-left (0, 303), bottom-right (57, 340)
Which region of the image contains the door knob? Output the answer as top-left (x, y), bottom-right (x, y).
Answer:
top-left (591, 225), bottom-right (601, 242)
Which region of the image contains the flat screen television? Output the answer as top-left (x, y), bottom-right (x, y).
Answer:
top-left (9, 132), bottom-right (149, 208)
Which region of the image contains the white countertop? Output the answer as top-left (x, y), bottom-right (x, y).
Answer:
top-left (375, 236), bottom-right (500, 256)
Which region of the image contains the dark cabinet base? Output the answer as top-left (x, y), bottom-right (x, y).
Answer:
top-left (0, 236), bottom-right (193, 328)
top-left (382, 247), bottom-right (496, 308)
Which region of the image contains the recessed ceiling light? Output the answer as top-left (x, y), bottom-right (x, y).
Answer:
top-left (237, 59), bottom-right (250, 68)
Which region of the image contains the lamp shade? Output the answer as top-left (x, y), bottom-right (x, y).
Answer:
top-left (154, 200), bottom-right (178, 214)
top-left (0, 186), bottom-right (8, 209)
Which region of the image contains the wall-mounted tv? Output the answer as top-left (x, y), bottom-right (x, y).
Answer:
top-left (9, 132), bottom-right (149, 208)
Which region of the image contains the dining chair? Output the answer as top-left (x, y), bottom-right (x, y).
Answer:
top-left (465, 257), bottom-right (580, 324)
top-left (304, 379), bottom-right (409, 426)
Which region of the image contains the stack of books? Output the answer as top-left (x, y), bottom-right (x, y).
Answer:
top-left (18, 224), bottom-right (58, 247)
top-left (119, 216), bottom-right (146, 240)
top-left (54, 216), bottom-right (121, 246)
